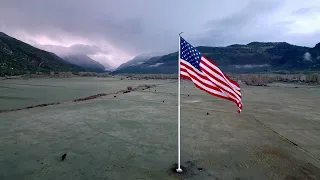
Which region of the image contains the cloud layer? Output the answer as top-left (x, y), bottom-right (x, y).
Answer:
top-left (39, 44), bottom-right (107, 56)
top-left (1, 0), bottom-right (319, 68)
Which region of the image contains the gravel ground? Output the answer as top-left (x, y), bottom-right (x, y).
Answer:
top-left (0, 78), bottom-right (319, 180)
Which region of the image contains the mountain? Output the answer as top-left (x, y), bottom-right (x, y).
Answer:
top-left (0, 32), bottom-right (86, 76)
top-left (117, 55), bottom-right (153, 70)
top-left (114, 41), bottom-right (320, 74)
top-left (116, 52), bottom-right (164, 71)
top-left (63, 54), bottom-right (106, 72)
top-left (114, 56), bottom-right (163, 74)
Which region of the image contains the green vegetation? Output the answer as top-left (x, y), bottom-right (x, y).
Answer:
top-left (306, 73), bottom-right (320, 84)
top-left (240, 73), bottom-right (320, 86)
top-left (120, 74), bottom-right (178, 80)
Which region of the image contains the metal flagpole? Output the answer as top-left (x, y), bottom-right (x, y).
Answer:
top-left (176, 32), bottom-right (183, 173)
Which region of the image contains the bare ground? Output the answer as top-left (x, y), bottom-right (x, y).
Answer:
top-left (0, 77), bottom-right (319, 180)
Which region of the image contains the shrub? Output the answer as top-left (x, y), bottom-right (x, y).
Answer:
top-left (306, 73), bottom-right (320, 84)
top-left (243, 74), bottom-right (273, 86)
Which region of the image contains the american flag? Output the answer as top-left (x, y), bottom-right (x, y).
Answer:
top-left (179, 37), bottom-right (243, 113)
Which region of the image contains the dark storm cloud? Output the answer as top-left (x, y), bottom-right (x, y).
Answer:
top-left (0, 0), bottom-right (266, 55)
top-left (192, 0), bottom-right (288, 46)
top-left (206, 0), bottom-right (282, 28)
top-left (0, 0), bottom-right (319, 67)
top-left (0, 0), bottom-right (148, 54)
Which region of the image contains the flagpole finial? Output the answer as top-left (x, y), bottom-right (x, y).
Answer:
top-left (179, 32), bottom-right (183, 36)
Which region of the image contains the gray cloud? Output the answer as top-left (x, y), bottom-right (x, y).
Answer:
top-left (0, 0), bottom-right (149, 55)
top-left (207, 0), bottom-right (283, 28)
top-left (70, 44), bottom-right (107, 55)
top-left (303, 52), bottom-right (312, 61)
top-left (0, 0), bottom-right (319, 68)
top-left (293, 8), bottom-right (312, 15)
top-left (39, 44), bottom-right (108, 56)
top-left (292, 6), bottom-right (320, 16)
top-left (192, 0), bottom-right (288, 46)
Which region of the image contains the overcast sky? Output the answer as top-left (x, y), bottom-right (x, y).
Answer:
top-left (1, 0), bottom-right (320, 68)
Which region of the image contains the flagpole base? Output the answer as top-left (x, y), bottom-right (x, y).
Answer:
top-left (176, 168), bottom-right (183, 173)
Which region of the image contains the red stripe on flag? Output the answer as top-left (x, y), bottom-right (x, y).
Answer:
top-left (182, 62), bottom-right (242, 106)
top-left (181, 63), bottom-right (225, 93)
top-left (202, 56), bottom-right (241, 92)
top-left (180, 60), bottom-right (241, 107)
top-left (200, 65), bottom-right (242, 100)
top-left (180, 74), bottom-right (192, 81)
top-left (200, 58), bottom-right (242, 101)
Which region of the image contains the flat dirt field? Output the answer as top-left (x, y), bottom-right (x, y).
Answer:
top-left (0, 77), bottom-right (320, 180)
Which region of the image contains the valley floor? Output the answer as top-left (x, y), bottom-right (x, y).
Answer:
top-left (0, 77), bottom-right (320, 179)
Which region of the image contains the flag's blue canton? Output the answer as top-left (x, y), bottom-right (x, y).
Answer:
top-left (180, 37), bottom-right (202, 71)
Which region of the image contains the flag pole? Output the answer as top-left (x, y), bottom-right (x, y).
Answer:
top-left (176, 32), bottom-right (183, 173)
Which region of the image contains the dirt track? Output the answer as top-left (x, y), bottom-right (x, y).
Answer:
top-left (0, 84), bottom-right (156, 114)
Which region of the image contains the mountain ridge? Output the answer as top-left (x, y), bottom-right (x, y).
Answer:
top-left (116, 52), bottom-right (165, 71)
top-left (0, 32), bottom-right (86, 76)
top-left (114, 41), bottom-right (320, 74)
top-left (62, 54), bottom-right (106, 72)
